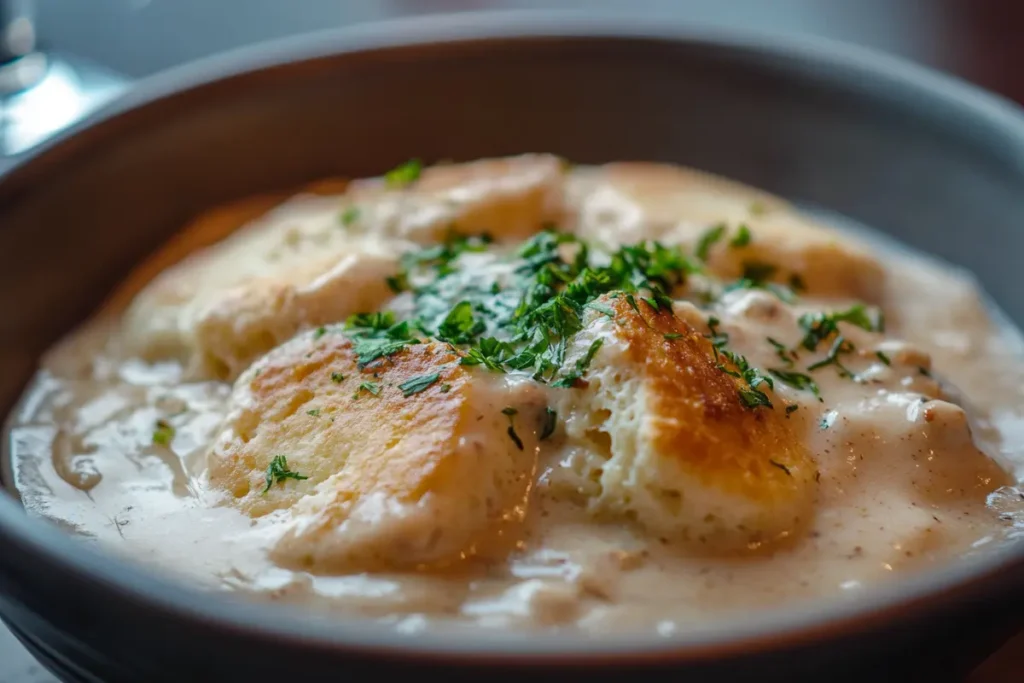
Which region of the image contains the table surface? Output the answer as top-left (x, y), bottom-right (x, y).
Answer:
top-left (5, 1), bottom-right (1024, 681)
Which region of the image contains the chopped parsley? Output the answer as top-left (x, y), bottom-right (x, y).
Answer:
top-left (722, 261), bottom-right (797, 303)
top-left (768, 368), bottom-right (821, 399)
top-left (384, 158), bottom-right (422, 187)
top-left (439, 383), bottom-right (452, 393)
top-left (540, 407), bottom-right (558, 441)
top-left (875, 350), bottom-right (891, 366)
top-left (797, 304), bottom-right (883, 352)
top-left (586, 302), bottom-right (616, 317)
top-left (729, 224), bottom-right (752, 248)
top-left (306, 408), bottom-right (320, 417)
top-left (331, 372), bottom-right (345, 383)
top-left (312, 326), bottom-right (327, 340)
top-left (437, 301), bottom-right (485, 344)
top-left (695, 223), bottom-right (726, 261)
top-left (664, 333), bottom-right (683, 340)
top-left (767, 337), bottom-right (795, 367)
top-left (739, 386), bottom-right (774, 409)
top-left (502, 407), bottom-right (524, 450)
top-left (399, 372), bottom-right (440, 397)
top-left (352, 338), bottom-right (410, 369)
top-left (340, 206), bottom-right (360, 226)
top-left (553, 338), bottom-right (604, 388)
top-left (717, 347), bottom-right (774, 409)
top-left (807, 334), bottom-right (856, 378)
top-left (343, 312), bottom-right (420, 369)
top-left (460, 336), bottom-right (512, 373)
top-left (353, 381), bottom-right (381, 399)
top-left (152, 419), bottom-right (174, 446)
top-left (785, 404), bottom-right (799, 416)
top-left (262, 455), bottom-right (308, 493)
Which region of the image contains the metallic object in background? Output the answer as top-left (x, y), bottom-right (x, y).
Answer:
top-left (0, 0), bottom-right (128, 161)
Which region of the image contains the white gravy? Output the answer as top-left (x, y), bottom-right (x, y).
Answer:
top-left (7, 189), bottom-right (1024, 638)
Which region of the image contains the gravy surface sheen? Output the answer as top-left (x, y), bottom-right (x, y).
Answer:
top-left (8, 156), bottom-right (1024, 636)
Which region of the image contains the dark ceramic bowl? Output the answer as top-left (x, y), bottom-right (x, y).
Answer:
top-left (1, 12), bottom-right (1022, 683)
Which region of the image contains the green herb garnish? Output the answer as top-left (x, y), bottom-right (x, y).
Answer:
top-left (353, 381), bottom-right (382, 399)
top-left (437, 301), bottom-right (485, 344)
top-left (798, 304), bottom-right (883, 352)
top-left (768, 368), bottom-right (821, 398)
top-left (540, 407), bottom-right (557, 441)
top-left (262, 455), bottom-right (308, 494)
top-left (586, 302), bottom-right (616, 317)
top-left (306, 408), bottom-right (320, 417)
top-left (695, 223), bottom-right (726, 261)
top-left (331, 372), bottom-right (345, 383)
top-left (807, 334), bottom-right (856, 378)
top-left (385, 158), bottom-right (423, 186)
top-left (399, 372), bottom-right (440, 397)
top-left (152, 419), bottom-right (174, 446)
top-left (767, 337), bottom-right (795, 367)
top-left (875, 351), bottom-right (891, 366)
top-left (729, 224), bottom-right (752, 248)
top-left (340, 206), bottom-right (360, 226)
top-left (502, 407), bottom-right (524, 450)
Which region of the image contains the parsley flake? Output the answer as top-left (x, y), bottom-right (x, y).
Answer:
top-left (353, 381), bottom-right (381, 399)
top-left (152, 419), bottom-right (174, 446)
top-left (385, 158), bottom-right (422, 187)
top-left (586, 302), bottom-right (616, 317)
top-left (695, 223), bottom-right (726, 261)
top-left (262, 455), bottom-right (308, 494)
top-left (729, 224), bottom-right (752, 248)
top-left (399, 372), bottom-right (440, 397)
top-left (767, 337), bottom-right (795, 367)
top-left (768, 368), bottom-right (821, 398)
top-left (502, 407), bottom-right (524, 450)
top-left (540, 407), bottom-right (558, 441)
top-left (340, 206), bottom-right (360, 226)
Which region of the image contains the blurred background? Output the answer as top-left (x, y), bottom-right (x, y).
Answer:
top-left (2, 0), bottom-right (1024, 158)
top-left (1, 1), bottom-right (1022, 681)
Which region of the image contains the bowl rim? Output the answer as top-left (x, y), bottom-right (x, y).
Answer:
top-left (1, 9), bottom-right (1023, 664)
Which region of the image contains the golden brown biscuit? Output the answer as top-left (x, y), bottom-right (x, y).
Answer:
top-left (207, 331), bottom-right (545, 572)
top-left (119, 154), bottom-right (567, 380)
top-left (551, 296), bottom-right (817, 549)
top-left (345, 153), bottom-right (566, 244)
top-left (567, 163), bottom-right (885, 302)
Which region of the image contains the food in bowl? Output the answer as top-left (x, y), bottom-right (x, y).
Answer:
top-left (8, 154), bottom-right (1023, 634)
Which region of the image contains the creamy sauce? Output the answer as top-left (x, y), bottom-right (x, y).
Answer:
top-left (7, 160), bottom-right (1024, 637)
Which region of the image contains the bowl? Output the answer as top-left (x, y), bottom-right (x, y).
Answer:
top-left (1, 12), bottom-right (1022, 682)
